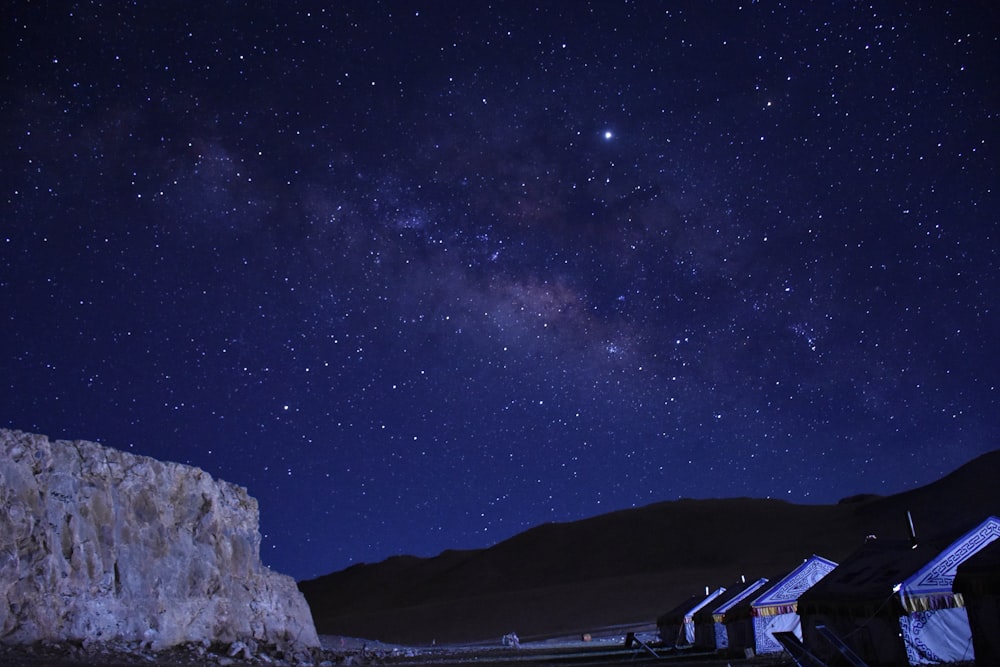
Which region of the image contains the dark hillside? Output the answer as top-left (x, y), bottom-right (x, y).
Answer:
top-left (300, 449), bottom-right (1000, 644)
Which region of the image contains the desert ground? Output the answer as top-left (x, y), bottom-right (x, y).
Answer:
top-left (0, 630), bottom-right (792, 667)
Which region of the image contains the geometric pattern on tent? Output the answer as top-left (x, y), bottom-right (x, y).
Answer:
top-left (750, 555), bottom-right (838, 656)
top-left (752, 555), bottom-right (838, 617)
top-left (900, 516), bottom-right (1000, 612)
top-left (899, 607), bottom-right (976, 665)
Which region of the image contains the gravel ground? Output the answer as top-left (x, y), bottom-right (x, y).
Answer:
top-left (0, 635), bottom-right (793, 667)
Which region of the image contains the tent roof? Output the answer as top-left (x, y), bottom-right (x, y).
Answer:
top-left (798, 538), bottom-right (939, 609)
top-left (692, 577), bottom-right (769, 622)
top-left (684, 587), bottom-right (726, 619)
top-left (725, 564), bottom-right (810, 621)
top-left (750, 555), bottom-right (838, 608)
top-left (657, 588), bottom-right (725, 624)
top-left (657, 594), bottom-right (707, 625)
top-left (799, 516), bottom-right (1000, 612)
top-left (954, 539), bottom-right (1000, 596)
top-left (901, 515), bottom-right (1000, 598)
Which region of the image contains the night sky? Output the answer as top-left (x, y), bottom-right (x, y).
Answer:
top-left (3, 2), bottom-right (997, 581)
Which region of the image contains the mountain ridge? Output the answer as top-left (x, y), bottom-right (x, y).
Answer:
top-left (300, 448), bottom-right (1000, 644)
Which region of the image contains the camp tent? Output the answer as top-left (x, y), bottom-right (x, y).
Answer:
top-left (657, 594), bottom-right (702, 647)
top-left (799, 515), bottom-right (1000, 665)
top-left (799, 538), bottom-right (939, 665)
top-left (897, 515), bottom-right (999, 664)
top-left (692, 577), bottom-right (768, 651)
top-left (717, 592), bottom-right (756, 656)
top-left (656, 587), bottom-right (725, 648)
top-left (748, 554), bottom-right (837, 655)
top-left (954, 538), bottom-right (1000, 665)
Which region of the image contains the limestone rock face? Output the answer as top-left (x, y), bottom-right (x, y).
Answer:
top-left (0, 429), bottom-right (319, 649)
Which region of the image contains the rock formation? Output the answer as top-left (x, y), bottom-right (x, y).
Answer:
top-left (0, 429), bottom-right (319, 650)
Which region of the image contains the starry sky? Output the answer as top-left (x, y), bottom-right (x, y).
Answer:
top-left (2, 2), bottom-right (997, 581)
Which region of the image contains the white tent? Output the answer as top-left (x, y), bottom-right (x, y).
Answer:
top-left (750, 555), bottom-right (837, 655)
top-left (896, 515), bottom-right (1000, 665)
top-left (657, 587), bottom-right (726, 648)
top-left (677, 587), bottom-right (725, 647)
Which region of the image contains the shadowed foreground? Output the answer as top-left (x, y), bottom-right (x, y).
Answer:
top-left (0, 634), bottom-right (793, 667)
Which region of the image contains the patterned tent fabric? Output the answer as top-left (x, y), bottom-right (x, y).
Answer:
top-left (797, 516), bottom-right (1000, 666)
top-left (896, 516), bottom-right (1000, 665)
top-left (898, 516), bottom-right (1000, 613)
top-left (751, 555), bottom-right (839, 615)
top-left (752, 603), bottom-right (797, 617)
top-left (749, 555), bottom-right (838, 655)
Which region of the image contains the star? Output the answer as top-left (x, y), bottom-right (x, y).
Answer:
top-left (2, 1), bottom-right (995, 582)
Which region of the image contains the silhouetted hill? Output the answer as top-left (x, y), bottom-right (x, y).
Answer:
top-left (299, 448), bottom-right (1000, 644)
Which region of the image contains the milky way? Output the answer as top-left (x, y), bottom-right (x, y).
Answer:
top-left (3, 2), bottom-right (997, 580)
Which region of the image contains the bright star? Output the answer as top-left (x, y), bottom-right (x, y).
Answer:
top-left (603, 130), bottom-right (613, 140)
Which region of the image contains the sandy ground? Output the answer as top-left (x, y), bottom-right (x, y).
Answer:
top-left (0, 630), bottom-right (794, 667)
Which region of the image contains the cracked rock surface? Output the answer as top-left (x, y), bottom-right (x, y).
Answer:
top-left (0, 429), bottom-right (319, 651)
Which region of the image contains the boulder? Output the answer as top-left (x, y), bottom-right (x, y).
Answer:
top-left (0, 428), bottom-right (319, 650)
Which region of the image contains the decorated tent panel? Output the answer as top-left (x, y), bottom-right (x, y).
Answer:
top-left (897, 516), bottom-right (1000, 665)
top-left (798, 515), bottom-right (1000, 666)
top-left (750, 554), bottom-right (838, 655)
top-left (899, 516), bottom-right (1000, 612)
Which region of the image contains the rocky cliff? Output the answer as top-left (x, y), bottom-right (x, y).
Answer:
top-left (0, 429), bottom-right (319, 650)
